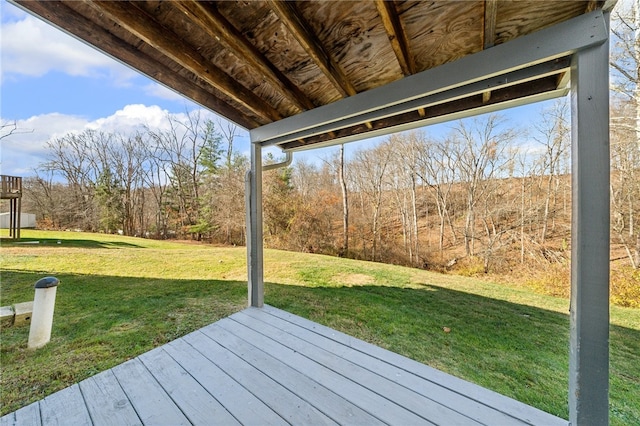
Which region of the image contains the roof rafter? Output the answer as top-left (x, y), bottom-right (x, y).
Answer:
top-left (18, 0), bottom-right (260, 129)
top-left (251, 10), bottom-right (608, 147)
top-left (88, 0), bottom-right (282, 123)
top-left (375, 0), bottom-right (416, 76)
top-left (267, 0), bottom-right (357, 98)
top-left (173, 1), bottom-right (316, 113)
top-left (482, 0), bottom-right (498, 103)
top-left (484, 0), bottom-right (498, 49)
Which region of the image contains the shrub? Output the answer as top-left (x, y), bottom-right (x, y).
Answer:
top-left (453, 256), bottom-right (486, 277)
top-left (611, 267), bottom-right (640, 308)
top-left (523, 263), bottom-right (570, 299)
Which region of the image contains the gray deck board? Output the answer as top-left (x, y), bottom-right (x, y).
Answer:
top-left (162, 338), bottom-right (286, 426)
top-left (203, 321), bottom-right (386, 425)
top-left (111, 358), bottom-right (190, 426)
top-left (78, 370), bottom-right (141, 425)
top-left (236, 309), bottom-right (492, 425)
top-left (138, 347), bottom-right (241, 426)
top-left (1, 305), bottom-right (569, 426)
top-left (245, 312), bottom-right (511, 424)
top-left (1, 402), bottom-right (41, 426)
top-left (39, 384), bottom-right (91, 426)
top-left (183, 330), bottom-right (337, 425)
top-left (220, 313), bottom-right (442, 425)
top-left (262, 305), bottom-right (568, 426)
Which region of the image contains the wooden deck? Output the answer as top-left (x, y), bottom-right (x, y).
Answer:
top-left (1, 305), bottom-right (568, 425)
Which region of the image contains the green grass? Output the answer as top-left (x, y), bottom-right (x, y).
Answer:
top-left (1, 230), bottom-right (639, 424)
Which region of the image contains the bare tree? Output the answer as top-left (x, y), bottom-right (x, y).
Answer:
top-left (215, 123), bottom-right (248, 245)
top-left (610, 0), bottom-right (639, 145)
top-left (386, 133), bottom-right (422, 265)
top-left (289, 159), bottom-right (339, 253)
top-left (338, 144), bottom-right (349, 256)
top-left (350, 141), bottom-right (392, 262)
top-left (23, 172), bottom-right (67, 229)
top-left (140, 140), bottom-right (171, 238)
top-left (610, 2), bottom-right (640, 268)
top-left (43, 130), bottom-right (105, 230)
top-left (0, 120), bottom-right (33, 140)
top-left (532, 99), bottom-right (570, 244)
top-left (451, 115), bottom-right (517, 257)
top-left (415, 132), bottom-right (459, 257)
top-left (217, 119), bottom-right (240, 170)
top-left (146, 110), bottom-right (221, 239)
top-left (479, 177), bottom-right (518, 273)
top-left (611, 101), bottom-right (640, 268)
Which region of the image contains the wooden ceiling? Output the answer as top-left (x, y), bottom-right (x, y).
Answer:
top-left (14, 1), bottom-right (606, 150)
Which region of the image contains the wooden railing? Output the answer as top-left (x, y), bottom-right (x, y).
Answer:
top-left (1, 175), bottom-right (23, 239)
top-left (1, 175), bottom-right (22, 199)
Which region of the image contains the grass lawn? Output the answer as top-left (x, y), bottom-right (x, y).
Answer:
top-left (1, 230), bottom-right (639, 424)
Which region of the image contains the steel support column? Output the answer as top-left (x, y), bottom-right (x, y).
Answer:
top-left (246, 142), bottom-right (264, 307)
top-left (569, 12), bottom-right (610, 425)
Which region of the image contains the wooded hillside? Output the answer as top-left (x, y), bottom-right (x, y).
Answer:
top-left (4, 4), bottom-right (638, 307)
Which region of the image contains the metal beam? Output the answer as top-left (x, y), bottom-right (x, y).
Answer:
top-left (284, 87), bottom-right (567, 152)
top-left (246, 143), bottom-right (264, 308)
top-left (250, 10), bottom-right (608, 146)
top-left (569, 13), bottom-right (610, 426)
top-left (261, 58), bottom-right (570, 147)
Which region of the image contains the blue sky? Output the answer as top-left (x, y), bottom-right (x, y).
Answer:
top-left (1, 0), bottom-right (592, 178)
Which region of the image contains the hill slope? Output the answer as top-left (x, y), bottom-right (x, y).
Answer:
top-left (1, 230), bottom-right (638, 423)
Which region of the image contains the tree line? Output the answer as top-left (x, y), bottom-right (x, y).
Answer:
top-left (18, 97), bottom-right (638, 275)
top-left (6, 4), bottom-right (638, 306)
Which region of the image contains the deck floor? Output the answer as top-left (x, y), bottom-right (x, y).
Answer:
top-left (1, 305), bottom-right (567, 425)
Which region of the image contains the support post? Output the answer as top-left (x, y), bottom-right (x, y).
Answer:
top-left (246, 142), bottom-right (264, 307)
top-left (16, 194), bottom-right (21, 240)
top-left (569, 12), bottom-right (610, 425)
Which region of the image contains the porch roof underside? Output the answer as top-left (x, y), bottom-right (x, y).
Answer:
top-left (13, 0), bottom-right (609, 151)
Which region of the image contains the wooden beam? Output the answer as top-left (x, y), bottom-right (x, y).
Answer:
top-left (484, 0), bottom-right (498, 49)
top-left (375, 0), bottom-right (416, 76)
top-left (14, 1), bottom-right (261, 129)
top-left (268, 0), bottom-right (357, 97)
top-left (89, 0), bottom-right (282, 122)
top-left (585, 0), bottom-right (600, 13)
top-left (174, 1), bottom-right (316, 113)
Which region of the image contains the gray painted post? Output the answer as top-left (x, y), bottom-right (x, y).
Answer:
top-left (569, 12), bottom-right (610, 425)
top-left (246, 142), bottom-right (264, 307)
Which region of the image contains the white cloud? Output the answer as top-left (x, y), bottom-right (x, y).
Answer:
top-left (0, 105), bottom-right (232, 176)
top-left (86, 104), bottom-right (175, 134)
top-left (0, 6), bottom-right (136, 84)
top-left (1, 113), bottom-right (89, 175)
